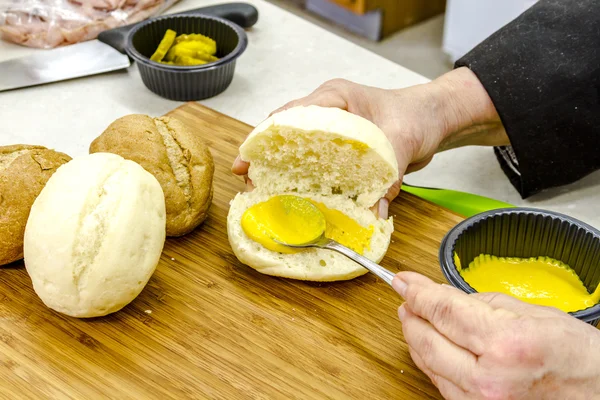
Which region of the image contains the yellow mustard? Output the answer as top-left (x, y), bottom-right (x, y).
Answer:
top-left (308, 200), bottom-right (373, 255)
top-left (459, 254), bottom-right (600, 313)
top-left (241, 195), bottom-right (373, 255)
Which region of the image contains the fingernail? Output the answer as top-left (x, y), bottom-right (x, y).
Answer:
top-left (398, 304), bottom-right (407, 321)
top-left (392, 276), bottom-right (407, 298)
top-left (231, 156), bottom-right (240, 171)
top-left (378, 198), bottom-right (389, 219)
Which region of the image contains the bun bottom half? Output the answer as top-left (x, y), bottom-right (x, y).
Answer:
top-left (227, 192), bottom-right (393, 282)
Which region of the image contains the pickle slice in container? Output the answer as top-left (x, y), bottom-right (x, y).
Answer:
top-left (174, 33), bottom-right (217, 55)
top-left (164, 44), bottom-right (193, 62)
top-left (150, 29), bottom-right (177, 62)
top-left (165, 41), bottom-right (216, 62)
top-left (193, 52), bottom-right (219, 63)
top-left (151, 30), bottom-right (220, 66)
top-left (174, 55), bottom-right (208, 66)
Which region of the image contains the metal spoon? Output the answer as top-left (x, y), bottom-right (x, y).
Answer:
top-left (277, 235), bottom-right (397, 286)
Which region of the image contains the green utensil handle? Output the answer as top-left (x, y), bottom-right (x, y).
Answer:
top-left (401, 183), bottom-right (515, 217)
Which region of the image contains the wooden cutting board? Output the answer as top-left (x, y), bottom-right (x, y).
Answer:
top-left (0, 103), bottom-right (463, 400)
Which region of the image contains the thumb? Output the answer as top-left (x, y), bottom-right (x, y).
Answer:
top-left (370, 179), bottom-right (402, 219)
top-left (231, 156), bottom-right (249, 175)
top-left (370, 198), bottom-right (389, 219)
top-left (384, 179), bottom-right (402, 203)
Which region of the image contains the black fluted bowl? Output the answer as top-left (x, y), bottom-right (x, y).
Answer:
top-left (439, 208), bottom-right (600, 326)
top-left (127, 14), bottom-right (247, 101)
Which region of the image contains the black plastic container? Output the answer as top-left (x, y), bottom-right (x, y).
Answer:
top-left (127, 14), bottom-right (247, 101)
top-left (439, 208), bottom-right (600, 326)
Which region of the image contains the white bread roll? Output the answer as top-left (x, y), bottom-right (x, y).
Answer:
top-left (240, 105), bottom-right (398, 208)
top-left (228, 105), bottom-right (399, 281)
top-left (24, 153), bottom-right (166, 318)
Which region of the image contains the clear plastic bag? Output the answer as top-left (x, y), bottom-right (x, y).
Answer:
top-left (0, 0), bottom-right (179, 48)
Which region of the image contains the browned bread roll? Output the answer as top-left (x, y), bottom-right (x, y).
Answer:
top-left (89, 114), bottom-right (214, 237)
top-left (0, 145), bottom-right (71, 266)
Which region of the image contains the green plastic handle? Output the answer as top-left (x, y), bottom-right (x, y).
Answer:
top-left (401, 183), bottom-right (515, 217)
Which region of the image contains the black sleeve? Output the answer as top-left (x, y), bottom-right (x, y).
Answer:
top-left (454, 0), bottom-right (600, 198)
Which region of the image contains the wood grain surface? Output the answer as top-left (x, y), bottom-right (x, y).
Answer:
top-left (0, 103), bottom-right (463, 400)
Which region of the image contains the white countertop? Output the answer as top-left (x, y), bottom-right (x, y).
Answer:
top-left (1, 0), bottom-right (598, 228)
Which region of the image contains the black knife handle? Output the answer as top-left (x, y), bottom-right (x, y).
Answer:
top-left (178, 3), bottom-right (259, 28)
top-left (98, 2), bottom-right (258, 54)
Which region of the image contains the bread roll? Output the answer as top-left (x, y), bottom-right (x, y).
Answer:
top-left (241, 105), bottom-right (398, 208)
top-left (228, 191), bottom-right (394, 281)
top-left (0, 145), bottom-right (71, 266)
top-left (24, 153), bottom-right (166, 318)
top-left (228, 105), bottom-right (399, 282)
top-left (90, 114), bottom-right (214, 237)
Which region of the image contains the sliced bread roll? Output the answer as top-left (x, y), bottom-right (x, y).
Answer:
top-left (227, 105), bottom-right (399, 281)
top-left (241, 105), bottom-right (398, 208)
top-left (229, 192), bottom-right (394, 281)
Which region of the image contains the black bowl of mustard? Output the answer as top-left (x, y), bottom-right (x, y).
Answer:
top-left (127, 12), bottom-right (250, 101)
top-left (439, 208), bottom-right (600, 326)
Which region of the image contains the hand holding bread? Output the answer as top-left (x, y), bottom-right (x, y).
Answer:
top-left (232, 78), bottom-right (460, 219)
top-left (235, 75), bottom-right (510, 220)
top-left (227, 105), bottom-right (399, 281)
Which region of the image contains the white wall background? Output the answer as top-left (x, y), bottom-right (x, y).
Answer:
top-left (443, 0), bottom-right (538, 61)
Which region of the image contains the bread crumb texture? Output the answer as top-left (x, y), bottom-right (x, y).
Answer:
top-left (240, 106), bottom-right (398, 208)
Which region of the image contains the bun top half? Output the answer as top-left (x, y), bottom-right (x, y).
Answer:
top-left (239, 106), bottom-right (399, 208)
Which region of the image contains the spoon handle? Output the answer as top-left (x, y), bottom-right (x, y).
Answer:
top-left (322, 240), bottom-right (396, 286)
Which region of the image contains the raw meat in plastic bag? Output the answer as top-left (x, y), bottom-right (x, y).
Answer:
top-left (0, 0), bottom-right (179, 48)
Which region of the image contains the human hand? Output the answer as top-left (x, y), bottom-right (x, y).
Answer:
top-left (232, 68), bottom-right (509, 218)
top-left (392, 271), bottom-right (600, 400)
